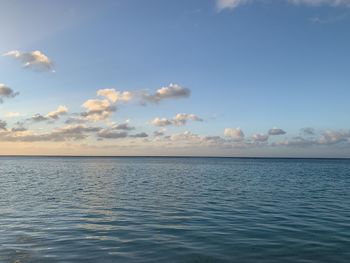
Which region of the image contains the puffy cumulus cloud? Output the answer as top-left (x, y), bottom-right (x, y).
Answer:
top-left (216, 0), bottom-right (250, 11)
top-left (97, 89), bottom-right (134, 103)
top-left (47, 105), bottom-right (68, 119)
top-left (151, 113), bottom-right (203, 127)
top-left (3, 50), bottom-right (54, 72)
top-left (0, 125), bottom-right (101, 142)
top-left (173, 113), bottom-right (203, 126)
top-left (224, 128), bottom-right (245, 140)
top-left (30, 105), bottom-right (69, 122)
top-left (151, 117), bottom-right (173, 127)
top-left (142, 83), bottom-right (190, 104)
top-left (0, 84), bottom-right (19, 103)
top-left (268, 127), bottom-right (287, 136)
top-left (251, 133), bottom-right (269, 142)
top-left (82, 99), bottom-right (116, 121)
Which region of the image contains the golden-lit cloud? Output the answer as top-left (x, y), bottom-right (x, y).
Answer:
top-left (3, 50), bottom-right (55, 72)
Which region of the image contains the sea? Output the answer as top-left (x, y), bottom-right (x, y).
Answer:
top-left (0, 157), bottom-right (349, 262)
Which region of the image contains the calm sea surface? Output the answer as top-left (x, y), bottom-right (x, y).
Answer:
top-left (1, 157), bottom-right (350, 263)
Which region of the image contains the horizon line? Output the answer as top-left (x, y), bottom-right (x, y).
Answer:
top-left (0, 155), bottom-right (349, 160)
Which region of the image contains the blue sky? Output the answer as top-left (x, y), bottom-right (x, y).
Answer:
top-left (0, 0), bottom-right (350, 157)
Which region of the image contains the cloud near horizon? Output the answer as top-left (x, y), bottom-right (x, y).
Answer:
top-left (224, 128), bottom-right (245, 140)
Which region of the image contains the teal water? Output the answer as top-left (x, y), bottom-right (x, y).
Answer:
top-left (0, 157), bottom-right (350, 262)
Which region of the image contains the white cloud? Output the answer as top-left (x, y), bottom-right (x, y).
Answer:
top-left (30, 105), bottom-right (68, 122)
top-left (46, 105), bottom-right (68, 119)
top-left (151, 117), bottom-right (173, 127)
top-left (224, 128), bottom-right (245, 140)
top-left (3, 50), bottom-right (54, 72)
top-left (216, 0), bottom-right (250, 11)
top-left (97, 89), bottom-right (133, 103)
top-left (82, 99), bottom-right (116, 121)
top-left (173, 113), bottom-right (203, 126)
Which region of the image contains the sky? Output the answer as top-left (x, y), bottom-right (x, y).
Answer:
top-left (0, 0), bottom-right (350, 157)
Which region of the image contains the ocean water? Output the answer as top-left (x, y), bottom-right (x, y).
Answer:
top-left (0, 157), bottom-right (350, 263)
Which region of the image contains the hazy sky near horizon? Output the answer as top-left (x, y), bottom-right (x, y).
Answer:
top-left (0, 0), bottom-right (350, 157)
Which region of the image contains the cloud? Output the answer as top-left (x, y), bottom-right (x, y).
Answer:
top-left (318, 130), bottom-right (350, 145)
top-left (274, 136), bottom-right (316, 147)
top-left (216, 0), bottom-right (350, 11)
top-left (151, 113), bottom-right (203, 127)
top-left (151, 117), bottom-right (173, 127)
top-left (30, 105), bottom-right (68, 122)
top-left (216, 0), bottom-right (250, 11)
top-left (0, 125), bottom-right (101, 142)
top-left (3, 50), bottom-right (54, 72)
top-left (98, 129), bottom-right (128, 139)
top-left (5, 112), bottom-right (22, 118)
top-left (251, 133), bottom-right (269, 142)
top-left (289, 0), bottom-right (350, 7)
top-left (111, 122), bottom-right (135, 131)
top-left (142, 83), bottom-right (190, 104)
top-left (0, 120), bottom-right (7, 131)
top-left (97, 89), bottom-right (134, 103)
top-left (301, 127), bottom-right (315, 135)
top-left (275, 129), bottom-right (350, 147)
top-left (82, 99), bottom-right (116, 121)
top-left (224, 128), bottom-right (245, 140)
top-left (0, 84), bottom-right (19, 103)
top-left (173, 113), bottom-right (203, 126)
top-left (30, 114), bottom-right (49, 122)
top-left (46, 105), bottom-right (68, 119)
top-left (268, 127), bottom-right (287, 136)
top-left (154, 130), bottom-right (165, 137)
top-left (129, 132), bottom-right (149, 138)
